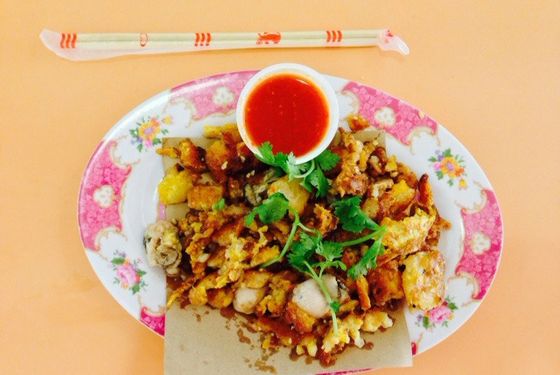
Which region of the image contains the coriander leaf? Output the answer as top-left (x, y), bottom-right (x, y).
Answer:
top-left (317, 241), bottom-right (343, 262)
top-left (256, 142), bottom-right (276, 165)
top-left (262, 209), bottom-right (302, 268)
top-left (245, 192), bottom-right (289, 225)
top-left (212, 198), bottom-right (226, 211)
top-left (285, 153), bottom-right (304, 180)
top-left (245, 210), bottom-right (257, 226)
top-left (287, 231), bottom-right (323, 271)
top-left (273, 151), bottom-right (289, 167)
top-left (316, 259), bottom-right (347, 274)
top-left (255, 142), bottom-right (334, 198)
top-left (332, 196), bottom-right (379, 233)
top-left (299, 231), bottom-right (322, 249)
top-left (316, 150), bottom-right (340, 171)
top-left (300, 175), bottom-right (313, 193)
top-left (288, 241), bottom-right (315, 272)
top-left (348, 238), bottom-right (385, 279)
top-left (331, 260), bottom-right (347, 271)
top-left (305, 169), bottom-right (330, 197)
top-left (256, 143), bottom-right (291, 175)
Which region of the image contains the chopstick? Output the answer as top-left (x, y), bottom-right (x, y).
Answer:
top-left (40, 29), bottom-right (409, 61)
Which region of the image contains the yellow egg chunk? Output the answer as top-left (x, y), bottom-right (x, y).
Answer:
top-left (158, 170), bottom-right (194, 205)
top-left (401, 250), bottom-right (446, 311)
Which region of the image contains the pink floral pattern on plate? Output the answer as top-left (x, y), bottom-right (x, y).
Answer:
top-left (78, 140), bottom-right (131, 250)
top-left (342, 82), bottom-right (438, 144)
top-left (416, 296), bottom-right (458, 330)
top-left (170, 71), bottom-right (255, 120)
top-left (129, 115), bottom-right (172, 152)
top-left (429, 148), bottom-right (468, 189)
top-left (455, 189), bottom-right (503, 300)
top-left (140, 306), bottom-right (165, 336)
top-left (111, 250), bottom-right (147, 294)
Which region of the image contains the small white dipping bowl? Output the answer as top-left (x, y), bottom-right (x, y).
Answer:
top-left (236, 63), bottom-right (339, 164)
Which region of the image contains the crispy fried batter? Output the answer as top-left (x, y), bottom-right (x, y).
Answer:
top-left (380, 208), bottom-right (436, 261)
top-left (186, 185), bottom-right (224, 211)
top-left (242, 270), bottom-right (273, 289)
top-left (256, 271), bottom-right (295, 316)
top-left (313, 204), bottom-right (338, 235)
top-left (355, 276), bottom-right (371, 310)
top-left (347, 115), bottom-right (370, 131)
top-left (333, 130), bottom-right (369, 196)
top-left (322, 313), bottom-right (365, 353)
top-left (296, 334), bottom-right (318, 357)
top-left (250, 245), bottom-right (280, 267)
top-left (362, 310), bottom-right (393, 332)
top-left (285, 301), bottom-right (317, 334)
top-left (379, 180), bottom-right (416, 218)
top-left (207, 288), bottom-right (234, 309)
top-left (177, 139), bottom-right (206, 172)
top-left (367, 260), bottom-right (404, 305)
top-left (205, 139), bottom-right (233, 182)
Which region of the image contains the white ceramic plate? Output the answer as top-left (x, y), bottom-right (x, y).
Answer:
top-left (78, 70), bottom-right (503, 356)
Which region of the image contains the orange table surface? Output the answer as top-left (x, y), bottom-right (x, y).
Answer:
top-left (1, 1), bottom-right (559, 374)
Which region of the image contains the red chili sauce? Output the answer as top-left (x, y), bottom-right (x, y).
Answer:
top-left (244, 74), bottom-right (329, 156)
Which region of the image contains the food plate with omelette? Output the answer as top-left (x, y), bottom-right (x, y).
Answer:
top-left (77, 65), bottom-right (503, 371)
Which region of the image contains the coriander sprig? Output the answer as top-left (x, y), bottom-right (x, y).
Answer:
top-left (347, 227), bottom-right (386, 279)
top-left (245, 193), bottom-right (311, 267)
top-left (332, 196), bottom-right (386, 278)
top-left (332, 196), bottom-right (380, 233)
top-left (247, 193), bottom-right (386, 277)
top-left (288, 232), bottom-right (347, 334)
top-left (245, 193), bottom-right (386, 333)
top-left (255, 142), bottom-right (339, 197)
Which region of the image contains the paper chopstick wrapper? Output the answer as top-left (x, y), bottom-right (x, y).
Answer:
top-left (39, 29), bottom-right (409, 61)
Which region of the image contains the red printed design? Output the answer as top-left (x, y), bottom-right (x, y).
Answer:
top-left (455, 189), bottom-right (503, 300)
top-left (326, 30), bottom-right (343, 43)
top-left (59, 33), bottom-right (77, 49)
top-left (78, 141), bottom-right (131, 250)
top-left (139, 33), bottom-right (148, 47)
top-left (256, 32), bottom-right (281, 45)
top-left (342, 82), bottom-right (438, 144)
top-left (384, 29), bottom-right (394, 43)
top-left (140, 306), bottom-right (165, 336)
top-left (194, 32), bottom-right (212, 47)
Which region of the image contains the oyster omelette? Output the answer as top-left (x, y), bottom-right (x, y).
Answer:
top-left (145, 117), bottom-right (449, 366)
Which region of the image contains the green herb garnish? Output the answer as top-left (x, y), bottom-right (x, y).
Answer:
top-left (244, 184), bottom-right (387, 334)
top-left (332, 196), bottom-right (386, 278)
top-left (246, 193), bottom-right (313, 267)
top-left (256, 142), bottom-right (340, 198)
top-left (287, 232), bottom-right (347, 333)
top-left (212, 198), bottom-right (226, 212)
top-left (332, 196), bottom-right (380, 233)
top-left (245, 192), bottom-right (290, 225)
top-left (347, 228), bottom-right (386, 279)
